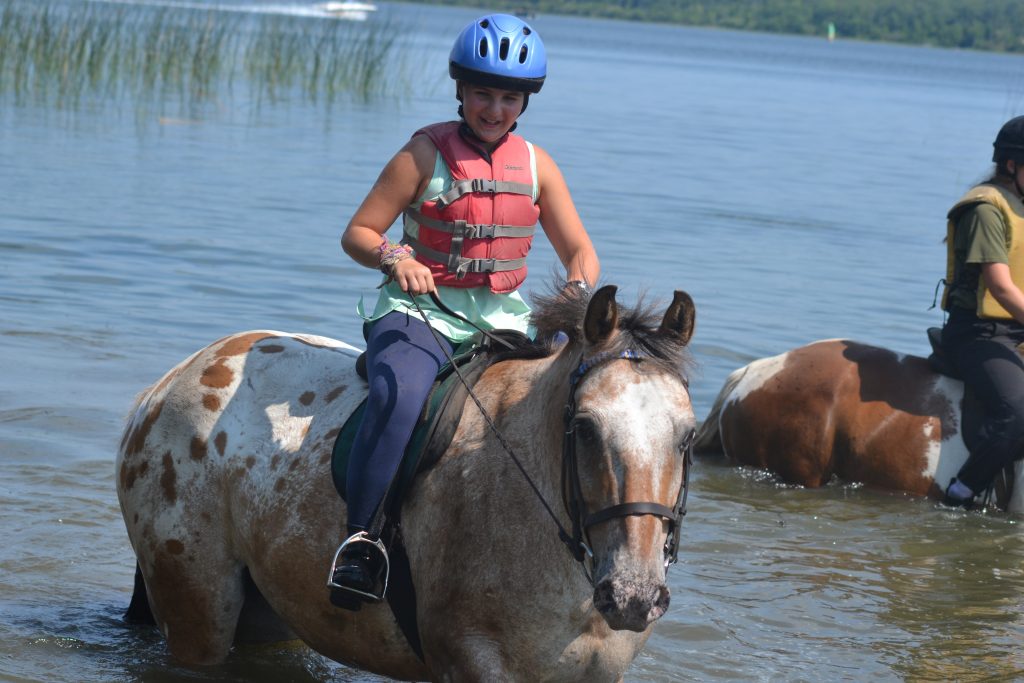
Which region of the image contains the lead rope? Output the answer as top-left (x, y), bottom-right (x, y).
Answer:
top-left (407, 293), bottom-right (590, 570)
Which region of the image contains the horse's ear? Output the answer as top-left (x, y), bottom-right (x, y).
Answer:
top-left (584, 285), bottom-right (619, 345)
top-left (659, 290), bottom-right (696, 346)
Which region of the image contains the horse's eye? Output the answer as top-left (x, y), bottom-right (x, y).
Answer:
top-left (572, 417), bottom-right (599, 450)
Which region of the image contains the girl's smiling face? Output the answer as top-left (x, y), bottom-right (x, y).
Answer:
top-left (459, 83), bottom-right (525, 147)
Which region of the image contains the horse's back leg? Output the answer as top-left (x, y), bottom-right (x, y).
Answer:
top-left (124, 563), bottom-right (155, 625)
top-left (234, 568), bottom-right (297, 643)
top-left (140, 541), bottom-right (246, 665)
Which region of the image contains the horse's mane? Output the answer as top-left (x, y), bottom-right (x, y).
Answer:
top-left (491, 282), bottom-right (694, 382)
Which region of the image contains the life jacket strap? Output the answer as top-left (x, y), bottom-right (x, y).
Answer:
top-left (405, 207), bottom-right (536, 239)
top-left (402, 234), bottom-right (527, 278)
top-left (435, 178), bottom-right (534, 208)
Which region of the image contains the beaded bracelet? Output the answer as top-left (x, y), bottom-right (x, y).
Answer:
top-left (377, 239), bottom-right (413, 281)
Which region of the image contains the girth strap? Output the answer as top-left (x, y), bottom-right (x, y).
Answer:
top-left (435, 178), bottom-right (534, 208)
top-left (584, 502), bottom-right (677, 529)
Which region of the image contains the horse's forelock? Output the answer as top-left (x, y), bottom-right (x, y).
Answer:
top-left (529, 286), bottom-right (694, 382)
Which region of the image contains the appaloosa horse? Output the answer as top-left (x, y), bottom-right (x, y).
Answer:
top-left (694, 338), bottom-right (1024, 513)
top-left (116, 285), bottom-right (697, 681)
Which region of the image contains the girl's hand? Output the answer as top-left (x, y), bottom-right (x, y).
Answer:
top-left (392, 258), bottom-right (436, 295)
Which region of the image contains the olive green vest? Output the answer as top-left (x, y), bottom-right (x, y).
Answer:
top-left (944, 183), bottom-right (1024, 319)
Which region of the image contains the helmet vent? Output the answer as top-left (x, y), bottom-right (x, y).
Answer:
top-left (518, 45), bottom-right (528, 63)
top-left (499, 37), bottom-right (510, 60)
top-left (478, 38), bottom-right (488, 57)
top-left (523, 27), bottom-right (531, 35)
top-left (479, 19), bottom-right (489, 28)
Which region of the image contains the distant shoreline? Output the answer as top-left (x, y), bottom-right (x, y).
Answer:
top-left (402, 0), bottom-right (1024, 55)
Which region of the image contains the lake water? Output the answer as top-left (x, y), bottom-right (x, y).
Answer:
top-left (3, 1), bottom-right (1024, 681)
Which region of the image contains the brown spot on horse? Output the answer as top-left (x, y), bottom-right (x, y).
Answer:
top-left (121, 400), bottom-right (164, 458)
top-left (160, 451), bottom-right (177, 504)
top-left (120, 460), bottom-right (149, 491)
top-left (214, 431), bottom-right (227, 456)
top-left (200, 359), bottom-right (233, 389)
top-left (190, 437), bottom-right (207, 461)
top-left (258, 344), bottom-right (285, 354)
top-left (217, 332), bottom-right (275, 358)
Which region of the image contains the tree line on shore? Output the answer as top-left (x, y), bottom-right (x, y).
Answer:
top-left (408, 0), bottom-right (1024, 53)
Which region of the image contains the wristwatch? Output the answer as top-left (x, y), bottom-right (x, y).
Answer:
top-left (567, 280), bottom-right (590, 294)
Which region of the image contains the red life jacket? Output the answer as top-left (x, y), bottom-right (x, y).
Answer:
top-left (402, 121), bottom-right (540, 294)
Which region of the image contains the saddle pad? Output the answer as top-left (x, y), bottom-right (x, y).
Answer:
top-left (330, 339), bottom-right (487, 503)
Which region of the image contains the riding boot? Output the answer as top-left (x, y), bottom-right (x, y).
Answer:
top-left (327, 531), bottom-right (388, 609)
top-left (942, 478), bottom-right (975, 510)
top-left (332, 545), bottom-right (378, 593)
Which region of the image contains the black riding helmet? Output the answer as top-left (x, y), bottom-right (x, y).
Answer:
top-left (992, 115), bottom-right (1024, 169)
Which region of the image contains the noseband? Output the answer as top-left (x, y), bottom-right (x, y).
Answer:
top-left (560, 349), bottom-right (695, 584)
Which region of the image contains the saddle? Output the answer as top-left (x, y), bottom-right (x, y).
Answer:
top-left (331, 328), bottom-right (532, 504)
top-left (328, 328), bottom-right (534, 658)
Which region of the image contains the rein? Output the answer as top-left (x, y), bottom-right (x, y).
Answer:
top-left (408, 293), bottom-right (693, 584)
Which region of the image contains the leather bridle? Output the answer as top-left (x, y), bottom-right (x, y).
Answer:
top-left (411, 294), bottom-right (693, 586)
top-left (559, 349), bottom-right (695, 584)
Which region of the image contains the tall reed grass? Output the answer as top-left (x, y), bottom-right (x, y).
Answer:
top-left (0, 0), bottom-right (409, 112)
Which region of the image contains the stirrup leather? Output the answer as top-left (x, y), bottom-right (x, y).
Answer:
top-left (326, 532), bottom-right (390, 602)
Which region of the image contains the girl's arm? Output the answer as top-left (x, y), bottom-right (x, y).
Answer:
top-left (341, 135), bottom-right (438, 294)
top-left (534, 145), bottom-right (599, 288)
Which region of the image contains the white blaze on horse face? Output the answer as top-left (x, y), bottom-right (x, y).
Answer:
top-left (577, 366), bottom-right (693, 569)
top-left (591, 371), bottom-right (692, 460)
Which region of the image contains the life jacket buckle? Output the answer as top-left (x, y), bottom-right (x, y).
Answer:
top-left (471, 178), bottom-right (496, 194)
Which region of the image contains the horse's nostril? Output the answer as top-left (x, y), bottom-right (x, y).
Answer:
top-left (593, 579), bottom-right (615, 613)
top-left (648, 584), bottom-right (671, 621)
top-left (657, 584), bottom-right (671, 610)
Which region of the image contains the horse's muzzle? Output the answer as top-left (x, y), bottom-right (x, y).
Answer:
top-left (593, 572), bottom-right (671, 632)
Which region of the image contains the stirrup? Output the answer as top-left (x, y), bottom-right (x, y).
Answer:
top-left (326, 531), bottom-right (390, 602)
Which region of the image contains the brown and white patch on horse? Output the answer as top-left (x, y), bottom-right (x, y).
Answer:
top-left (698, 339), bottom-right (987, 506)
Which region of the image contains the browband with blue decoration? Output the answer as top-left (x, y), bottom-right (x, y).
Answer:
top-left (569, 349), bottom-right (643, 388)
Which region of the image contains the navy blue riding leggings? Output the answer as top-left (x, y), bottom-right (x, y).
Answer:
top-left (943, 310), bottom-right (1024, 493)
top-left (345, 311), bottom-right (454, 535)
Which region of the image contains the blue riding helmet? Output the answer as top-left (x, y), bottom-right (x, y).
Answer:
top-left (449, 14), bottom-right (546, 94)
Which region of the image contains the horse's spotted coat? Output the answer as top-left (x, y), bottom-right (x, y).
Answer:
top-left (116, 286), bottom-right (698, 679)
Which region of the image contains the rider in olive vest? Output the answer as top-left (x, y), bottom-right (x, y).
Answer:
top-left (940, 115), bottom-right (1024, 508)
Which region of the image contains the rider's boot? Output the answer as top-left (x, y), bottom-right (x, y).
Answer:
top-left (327, 531), bottom-right (388, 610)
top-left (942, 477), bottom-right (975, 510)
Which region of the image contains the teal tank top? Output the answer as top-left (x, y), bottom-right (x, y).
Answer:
top-left (356, 147), bottom-right (539, 343)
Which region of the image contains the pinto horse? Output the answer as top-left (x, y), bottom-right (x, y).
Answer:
top-left (694, 338), bottom-right (1024, 513)
top-left (115, 285), bottom-right (697, 680)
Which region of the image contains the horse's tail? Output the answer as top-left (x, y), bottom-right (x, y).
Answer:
top-left (694, 363), bottom-right (749, 455)
top-left (125, 562), bottom-right (156, 625)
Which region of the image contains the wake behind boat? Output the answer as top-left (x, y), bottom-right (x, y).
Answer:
top-left (315, 1), bottom-right (377, 20)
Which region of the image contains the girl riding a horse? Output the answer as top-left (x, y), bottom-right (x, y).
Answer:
top-left (940, 115), bottom-right (1024, 508)
top-left (329, 13), bottom-right (599, 601)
